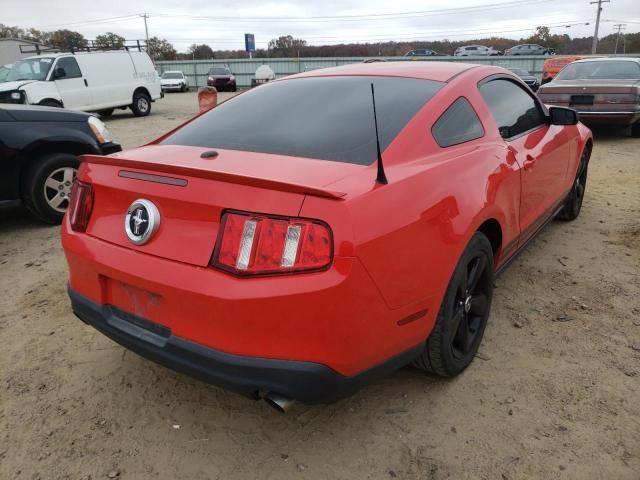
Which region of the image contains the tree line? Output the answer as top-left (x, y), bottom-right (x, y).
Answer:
top-left (1, 23), bottom-right (637, 62)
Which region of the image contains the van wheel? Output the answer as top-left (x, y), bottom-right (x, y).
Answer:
top-left (413, 233), bottom-right (494, 377)
top-left (39, 99), bottom-right (63, 108)
top-left (22, 152), bottom-right (79, 224)
top-left (98, 108), bottom-right (114, 117)
top-left (131, 92), bottom-right (151, 117)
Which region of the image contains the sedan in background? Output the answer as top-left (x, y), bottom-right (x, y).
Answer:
top-left (160, 71), bottom-right (189, 92)
top-left (454, 45), bottom-right (502, 56)
top-left (207, 67), bottom-right (237, 92)
top-left (0, 105), bottom-right (120, 223)
top-left (62, 62), bottom-right (591, 410)
top-left (541, 56), bottom-right (599, 84)
top-left (505, 44), bottom-right (551, 56)
top-left (508, 67), bottom-right (540, 91)
top-left (538, 57), bottom-right (640, 137)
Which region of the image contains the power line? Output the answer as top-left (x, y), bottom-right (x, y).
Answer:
top-left (33, 14), bottom-right (140, 29)
top-left (153, 0), bottom-right (556, 23)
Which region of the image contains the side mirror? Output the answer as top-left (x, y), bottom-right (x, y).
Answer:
top-left (549, 106), bottom-right (578, 126)
top-left (54, 67), bottom-right (66, 79)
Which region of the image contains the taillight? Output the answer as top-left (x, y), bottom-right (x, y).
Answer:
top-left (212, 211), bottom-right (333, 275)
top-left (68, 180), bottom-right (94, 232)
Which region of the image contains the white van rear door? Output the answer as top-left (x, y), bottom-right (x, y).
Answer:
top-left (52, 57), bottom-right (92, 109)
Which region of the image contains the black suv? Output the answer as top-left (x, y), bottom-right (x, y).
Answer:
top-left (0, 105), bottom-right (121, 223)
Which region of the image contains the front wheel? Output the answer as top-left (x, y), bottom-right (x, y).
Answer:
top-left (22, 152), bottom-right (79, 224)
top-left (556, 147), bottom-right (590, 221)
top-left (413, 233), bottom-right (494, 377)
top-left (131, 91), bottom-right (151, 117)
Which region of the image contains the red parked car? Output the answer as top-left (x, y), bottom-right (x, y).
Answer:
top-left (62, 62), bottom-right (592, 411)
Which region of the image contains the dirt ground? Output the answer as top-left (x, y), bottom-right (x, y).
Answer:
top-left (1, 91), bottom-right (639, 480)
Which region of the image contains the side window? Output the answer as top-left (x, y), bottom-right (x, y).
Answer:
top-left (432, 97), bottom-right (485, 147)
top-left (478, 79), bottom-right (546, 139)
top-left (55, 57), bottom-right (82, 79)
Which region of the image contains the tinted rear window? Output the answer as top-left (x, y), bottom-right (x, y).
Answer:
top-left (162, 76), bottom-right (443, 165)
top-left (556, 61), bottom-right (640, 80)
top-left (432, 98), bottom-right (484, 147)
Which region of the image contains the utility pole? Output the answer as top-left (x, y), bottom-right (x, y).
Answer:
top-left (590, 0), bottom-right (610, 54)
top-left (141, 13), bottom-right (150, 55)
top-left (613, 23), bottom-right (626, 54)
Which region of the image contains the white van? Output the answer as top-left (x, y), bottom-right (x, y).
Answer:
top-left (0, 49), bottom-right (162, 117)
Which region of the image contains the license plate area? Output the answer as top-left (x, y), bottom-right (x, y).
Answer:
top-left (570, 95), bottom-right (594, 106)
top-left (100, 276), bottom-right (169, 329)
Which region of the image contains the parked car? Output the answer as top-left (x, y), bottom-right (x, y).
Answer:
top-left (160, 71), bottom-right (189, 92)
top-left (508, 67), bottom-right (540, 91)
top-left (0, 104), bottom-right (120, 223)
top-left (0, 63), bottom-right (13, 82)
top-left (405, 49), bottom-right (447, 57)
top-left (250, 64), bottom-right (276, 88)
top-left (0, 48), bottom-right (162, 117)
top-left (541, 55), bottom-right (600, 84)
top-left (454, 45), bottom-right (502, 56)
top-left (537, 57), bottom-right (640, 137)
top-left (505, 44), bottom-right (551, 56)
top-left (62, 62), bottom-right (591, 411)
top-left (207, 67), bottom-right (237, 92)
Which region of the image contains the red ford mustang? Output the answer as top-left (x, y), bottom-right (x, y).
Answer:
top-left (62, 62), bottom-right (592, 411)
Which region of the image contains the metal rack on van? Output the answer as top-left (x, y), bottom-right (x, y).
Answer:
top-left (19, 40), bottom-right (148, 55)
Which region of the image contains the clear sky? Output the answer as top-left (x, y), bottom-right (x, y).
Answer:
top-left (4, 0), bottom-right (639, 52)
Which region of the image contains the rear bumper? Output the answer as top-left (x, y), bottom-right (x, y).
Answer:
top-left (575, 111), bottom-right (640, 126)
top-left (69, 287), bottom-right (422, 403)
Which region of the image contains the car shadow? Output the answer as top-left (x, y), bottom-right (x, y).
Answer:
top-left (0, 204), bottom-right (54, 234)
top-left (587, 124), bottom-right (632, 140)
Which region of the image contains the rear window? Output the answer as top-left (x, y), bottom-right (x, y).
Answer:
top-left (556, 61), bottom-right (640, 80)
top-left (162, 76), bottom-right (443, 165)
top-left (209, 67), bottom-right (231, 75)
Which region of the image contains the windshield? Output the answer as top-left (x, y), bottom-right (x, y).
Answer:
top-left (0, 66), bottom-right (10, 82)
top-left (162, 76), bottom-right (443, 165)
top-left (555, 61), bottom-right (640, 80)
top-left (6, 57), bottom-right (54, 82)
top-left (209, 67), bottom-right (231, 75)
top-left (162, 72), bottom-right (183, 79)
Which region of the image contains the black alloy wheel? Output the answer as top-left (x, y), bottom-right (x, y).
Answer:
top-left (557, 147), bottom-right (590, 221)
top-left (413, 232), bottom-right (494, 376)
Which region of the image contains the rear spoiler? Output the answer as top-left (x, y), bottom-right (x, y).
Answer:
top-left (80, 155), bottom-right (347, 200)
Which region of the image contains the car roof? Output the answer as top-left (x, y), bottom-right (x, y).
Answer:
top-left (571, 57), bottom-right (640, 64)
top-left (287, 61), bottom-right (480, 83)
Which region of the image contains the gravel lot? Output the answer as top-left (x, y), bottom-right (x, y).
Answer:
top-left (1, 91), bottom-right (639, 480)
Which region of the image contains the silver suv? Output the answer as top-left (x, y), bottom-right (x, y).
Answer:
top-left (505, 44), bottom-right (551, 56)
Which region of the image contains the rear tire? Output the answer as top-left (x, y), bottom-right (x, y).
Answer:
top-left (413, 233), bottom-right (494, 377)
top-left (22, 152), bottom-right (79, 224)
top-left (631, 122), bottom-right (640, 138)
top-left (556, 146), bottom-right (590, 221)
top-left (131, 91), bottom-right (151, 117)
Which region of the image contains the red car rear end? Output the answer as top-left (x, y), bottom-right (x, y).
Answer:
top-left (63, 62), bottom-right (592, 408)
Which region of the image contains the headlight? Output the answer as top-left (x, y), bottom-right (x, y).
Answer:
top-left (88, 116), bottom-right (113, 144)
top-left (230, 75), bottom-right (235, 81)
top-left (10, 91), bottom-right (22, 100)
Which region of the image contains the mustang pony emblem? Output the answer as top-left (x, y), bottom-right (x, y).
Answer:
top-left (125, 199), bottom-right (160, 245)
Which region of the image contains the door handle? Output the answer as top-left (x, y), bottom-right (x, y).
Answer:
top-left (84, 78), bottom-right (88, 87)
top-left (523, 154), bottom-right (536, 170)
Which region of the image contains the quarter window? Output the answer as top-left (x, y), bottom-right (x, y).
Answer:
top-left (55, 57), bottom-right (82, 79)
top-left (479, 79), bottom-right (546, 139)
top-left (432, 97), bottom-right (484, 147)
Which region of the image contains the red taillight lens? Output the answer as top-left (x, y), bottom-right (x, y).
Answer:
top-left (212, 212), bottom-right (333, 275)
top-left (68, 180), bottom-right (94, 232)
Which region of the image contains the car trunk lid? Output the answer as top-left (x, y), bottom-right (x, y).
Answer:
top-left (80, 145), bottom-right (357, 267)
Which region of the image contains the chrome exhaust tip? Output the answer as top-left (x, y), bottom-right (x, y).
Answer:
top-left (264, 393), bottom-right (296, 413)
